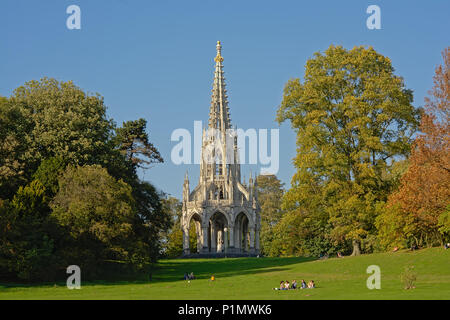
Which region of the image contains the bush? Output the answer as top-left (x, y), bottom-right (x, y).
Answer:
top-left (400, 266), bottom-right (417, 289)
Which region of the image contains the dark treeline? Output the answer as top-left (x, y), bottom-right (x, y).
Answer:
top-left (0, 78), bottom-right (171, 282)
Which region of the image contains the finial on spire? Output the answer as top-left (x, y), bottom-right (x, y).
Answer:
top-left (215, 40), bottom-right (223, 63)
top-left (209, 40), bottom-right (231, 131)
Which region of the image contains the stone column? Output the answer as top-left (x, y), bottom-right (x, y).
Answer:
top-left (217, 229), bottom-right (223, 252)
top-left (249, 226), bottom-right (255, 254)
top-left (210, 223), bottom-right (217, 253)
top-left (255, 227), bottom-right (260, 254)
top-left (243, 224), bottom-right (248, 252)
top-left (224, 227), bottom-right (228, 251)
top-left (196, 222), bottom-right (202, 253)
top-left (234, 224), bottom-right (241, 252)
top-left (244, 233), bottom-right (248, 251)
top-left (201, 225), bottom-right (209, 253)
top-left (182, 227), bottom-right (190, 255)
top-left (228, 224), bottom-right (235, 253)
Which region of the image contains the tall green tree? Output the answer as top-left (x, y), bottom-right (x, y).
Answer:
top-left (161, 197), bottom-right (184, 258)
top-left (0, 181), bottom-right (59, 281)
top-left (162, 197), bottom-right (198, 258)
top-left (115, 118), bottom-right (163, 172)
top-left (0, 97), bottom-right (28, 198)
top-left (131, 181), bottom-right (172, 263)
top-left (9, 77), bottom-right (113, 178)
top-left (377, 48), bottom-right (450, 248)
top-left (254, 174), bottom-right (285, 256)
top-left (50, 165), bottom-right (137, 277)
top-left (0, 77), bottom-right (170, 281)
top-left (277, 45), bottom-right (420, 255)
top-left (32, 157), bottom-right (67, 197)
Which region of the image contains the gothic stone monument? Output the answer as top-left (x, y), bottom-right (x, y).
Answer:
top-left (181, 41), bottom-right (261, 257)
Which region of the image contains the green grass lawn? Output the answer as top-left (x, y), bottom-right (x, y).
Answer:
top-left (0, 247), bottom-right (449, 299)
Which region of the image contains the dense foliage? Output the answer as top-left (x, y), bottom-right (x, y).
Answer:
top-left (254, 174), bottom-right (285, 256)
top-left (276, 45), bottom-right (425, 256)
top-left (0, 78), bottom-right (170, 281)
top-left (162, 197), bottom-right (197, 258)
top-left (376, 48), bottom-right (450, 249)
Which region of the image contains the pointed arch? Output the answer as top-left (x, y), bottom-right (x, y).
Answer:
top-left (204, 208), bottom-right (231, 228)
top-left (233, 208), bottom-right (253, 227)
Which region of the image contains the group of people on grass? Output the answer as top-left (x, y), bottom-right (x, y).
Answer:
top-left (274, 279), bottom-right (315, 290)
top-left (184, 272), bottom-right (195, 280)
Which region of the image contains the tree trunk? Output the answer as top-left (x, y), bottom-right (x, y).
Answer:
top-left (149, 263), bottom-right (153, 281)
top-left (351, 239), bottom-right (361, 256)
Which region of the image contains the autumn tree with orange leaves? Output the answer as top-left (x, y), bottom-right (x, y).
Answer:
top-left (376, 48), bottom-right (450, 249)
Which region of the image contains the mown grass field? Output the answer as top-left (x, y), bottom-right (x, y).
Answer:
top-left (0, 247), bottom-right (449, 300)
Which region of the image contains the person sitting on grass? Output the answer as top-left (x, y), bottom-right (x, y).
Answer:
top-left (308, 280), bottom-right (315, 289)
top-left (273, 281), bottom-right (282, 290)
top-left (291, 280), bottom-right (297, 289)
top-left (184, 273), bottom-right (188, 280)
top-left (279, 281), bottom-right (285, 290)
top-left (210, 275), bottom-right (215, 281)
top-left (189, 272), bottom-right (195, 280)
top-left (284, 281), bottom-right (290, 290)
top-left (301, 279), bottom-right (307, 289)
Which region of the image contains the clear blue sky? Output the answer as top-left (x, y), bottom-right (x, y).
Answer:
top-left (2, 0), bottom-right (449, 199)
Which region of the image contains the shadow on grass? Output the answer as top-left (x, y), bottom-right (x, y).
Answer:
top-left (0, 256), bottom-right (316, 289)
top-left (151, 256), bottom-right (316, 283)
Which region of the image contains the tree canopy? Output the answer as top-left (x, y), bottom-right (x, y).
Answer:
top-left (377, 48), bottom-right (450, 248)
top-left (0, 78), bottom-right (169, 281)
top-left (277, 45), bottom-right (420, 255)
top-left (254, 174), bottom-right (285, 256)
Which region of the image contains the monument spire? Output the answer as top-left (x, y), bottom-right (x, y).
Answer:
top-left (181, 42), bottom-right (260, 257)
top-left (208, 41), bottom-right (231, 132)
